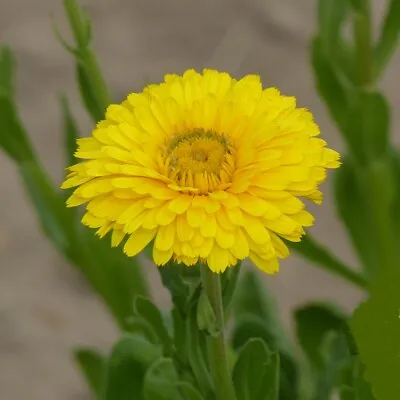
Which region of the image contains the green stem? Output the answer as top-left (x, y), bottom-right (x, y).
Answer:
top-left (64, 0), bottom-right (111, 114)
top-left (200, 265), bottom-right (238, 400)
top-left (352, 0), bottom-right (373, 87)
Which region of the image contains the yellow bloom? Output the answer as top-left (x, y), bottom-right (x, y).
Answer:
top-left (62, 69), bottom-right (340, 274)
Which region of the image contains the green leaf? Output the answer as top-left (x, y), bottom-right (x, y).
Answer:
top-left (103, 334), bottom-right (162, 400)
top-left (76, 63), bottom-right (105, 122)
top-left (60, 94), bottom-right (80, 167)
top-left (232, 270), bottom-right (298, 400)
top-left (0, 93), bottom-right (36, 163)
top-left (312, 333), bottom-right (351, 400)
top-left (350, 266), bottom-right (400, 400)
top-left (220, 262), bottom-right (242, 311)
top-left (317, 0), bottom-right (348, 57)
top-left (173, 382), bottom-right (204, 400)
top-left (338, 357), bottom-right (376, 400)
top-left (125, 316), bottom-right (160, 345)
top-left (288, 235), bottom-right (367, 289)
top-left (134, 295), bottom-right (173, 356)
top-left (19, 162), bottom-right (78, 258)
top-left (78, 232), bottom-right (150, 331)
top-left (334, 158), bottom-right (378, 276)
top-left (0, 47), bottom-right (14, 96)
top-left (374, 0), bottom-right (400, 80)
top-left (311, 36), bottom-right (350, 132)
top-left (158, 262), bottom-right (192, 313)
top-left (74, 348), bottom-right (107, 399)
top-left (59, 0), bottom-right (111, 122)
top-left (344, 90), bottom-right (390, 164)
top-left (186, 303), bottom-right (214, 398)
top-left (233, 338), bottom-right (280, 400)
top-left (233, 270), bottom-right (288, 351)
top-left (143, 358), bottom-right (184, 400)
top-left (294, 302), bottom-right (347, 371)
top-left (196, 290), bottom-right (218, 335)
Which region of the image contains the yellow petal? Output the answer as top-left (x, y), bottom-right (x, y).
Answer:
top-left (124, 228), bottom-right (156, 256)
top-left (200, 214), bottom-right (217, 237)
top-left (270, 233), bottom-right (289, 258)
top-left (153, 247), bottom-right (173, 266)
top-left (290, 210), bottom-right (315, 227)
top-left (111, 229), bottom-right (125, 247)
top-left (187, 207), bottom-right (206, 228)
top-left (207, 244), bottom-right (230, 273)
top-left (242, 215), bottom-right (269, 244)
top-left (249, 252), bottom-right (279, 274)
top-left (169, 195), bottom-right (193, 214)
top-left (215, 225), bottom-right (235, 249)
top-left (154, 224), bottom-right (176, 251)
top-left (230, 228), bottom-right (249, 259)
top-left (176, 214), bottom-right (195, 241)
top-left (156, 205), bottom-right (176, 225)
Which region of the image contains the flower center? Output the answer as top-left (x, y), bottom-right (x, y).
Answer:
top-left (161, 129), bottom-right (235, 193)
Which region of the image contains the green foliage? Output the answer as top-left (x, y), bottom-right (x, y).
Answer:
top-left (288, 236), bottom-right (367, 289)
top-left (233, 338), bottom-right (280, 400)
top-left (2, 0), bottom-right (400, 399)
top-left (350, 267), bottom-right (400, 399)
top-left (74, 348), bottom-right (107, 399)
top-left (374, 0), bottom-right (400, 79)
top-left (231, 270), bottom-right (298, 400)
top-left (294, 302), bottom-right (348, 371)
top-left (338, 357), bottom-right (376, 400)
top-left (103, 334), bottom-right (162, 400)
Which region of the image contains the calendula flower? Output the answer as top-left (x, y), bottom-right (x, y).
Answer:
top-left (62, 69), bottom-right (340, 274)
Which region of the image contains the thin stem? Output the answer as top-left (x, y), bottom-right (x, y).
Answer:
top-left (352, 0), bottom-right (373, 87)
top-left (200, 265), bottom-right (238, 400)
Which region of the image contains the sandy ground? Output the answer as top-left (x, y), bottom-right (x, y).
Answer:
top-left (1, 0), bottom-right (399, 399)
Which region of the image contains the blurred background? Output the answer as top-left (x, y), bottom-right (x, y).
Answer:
top-left (0, 0), bottom-right (399, 398)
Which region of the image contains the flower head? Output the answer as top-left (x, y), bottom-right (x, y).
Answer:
top-left (62, 69), bottom-right (340, 274)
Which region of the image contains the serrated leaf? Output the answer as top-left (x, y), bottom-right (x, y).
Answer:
top-left (143, 358), bottom-right (184, 400)
top-left (103, 334), bottom-right (162, 400)
top-left (294, 302), bottom-right (347, 371)
top-left (134, 295), bottom-right (173, 356)
top-left (74, 348), bottom-right (107, 399)
top-left (374, 0), bottom-right (400, 80)
top-left (350, 267), bottom-right (400, 400)
top-left (288, 235), bottom-right (366, 289)
top-left (233, 338), bottom-right (279, 400)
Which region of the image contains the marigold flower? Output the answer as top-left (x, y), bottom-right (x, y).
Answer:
top-left (62, 69), bottom-right (340, 274)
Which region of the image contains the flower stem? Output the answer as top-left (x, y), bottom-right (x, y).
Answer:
top-left (200, 265), bottom-right (237, 400)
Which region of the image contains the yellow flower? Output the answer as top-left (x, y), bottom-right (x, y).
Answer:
top-left (62, 69), bottom-right (340, 274)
